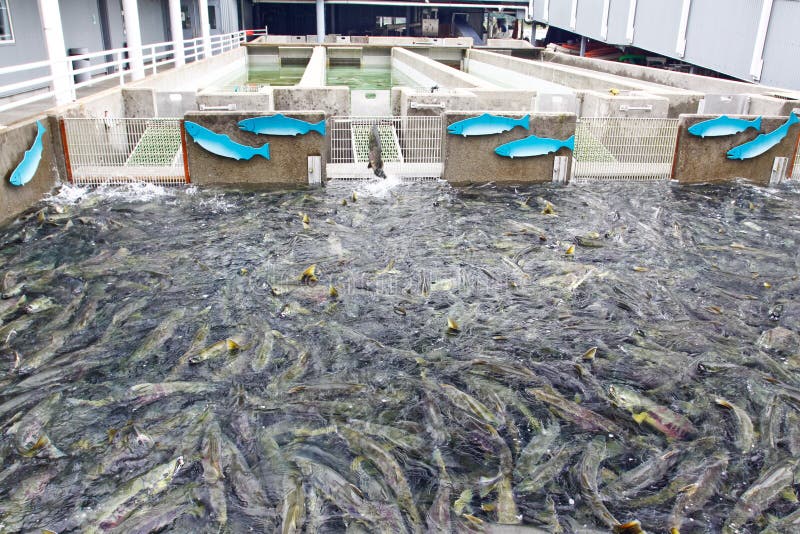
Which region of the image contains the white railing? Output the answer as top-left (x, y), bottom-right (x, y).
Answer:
top-left (572, 117), bottom-right (680, 182)
top-left (0, 31), bottom-right (246, 116)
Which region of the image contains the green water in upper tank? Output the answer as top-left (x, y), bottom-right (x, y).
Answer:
top-left (325, 65), bottom-right (428, 90)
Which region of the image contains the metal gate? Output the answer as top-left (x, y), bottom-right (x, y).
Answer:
top-left (572, 117), bottom-right (679, 182)
top-left (327, 116), bottom-right (443, 181)
top-left (61, 118), bottom-right (189, 185)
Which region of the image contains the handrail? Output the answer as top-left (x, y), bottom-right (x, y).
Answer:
top-left (0, 30), bottom-right (247, 116)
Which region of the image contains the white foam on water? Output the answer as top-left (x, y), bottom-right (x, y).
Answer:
top-left (46, 182), bottom-right (175, 206)
top-left (355, 174), bottom-right (404, 198)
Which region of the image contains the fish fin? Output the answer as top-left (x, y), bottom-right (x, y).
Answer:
top-left (519, 114), bottom-right (531, 130)
top-left (788, 111), bottom-right (799, 125)
top-left (312, 120), bottom-right (326, 136)
top-left (564, 135), bottom-right (575, 152)
top-left (257, 143), bottom-right (270, 160)
top-left (752, 116), bottom-right (762, 131)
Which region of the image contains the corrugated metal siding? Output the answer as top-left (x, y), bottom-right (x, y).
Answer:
top-left (631, 0), bottom-right (681, 57)
top-left (759, 0), bottom-right (800, 90)
top-left (575, 0), bottom-right (606, 40)
top-left (606, 0), bottom-right (632, 44)
top-left (548, 0), bottom-right (573, 29)
top-left (682, 0), bottom-right (762, 82)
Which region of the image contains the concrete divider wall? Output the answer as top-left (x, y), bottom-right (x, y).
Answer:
top-left (273, 87), bottom-right (349, 116)
top-left (184, 111), bottom-right (327, 187)
top-left (138, 48), bottom-right (247, 93)
top-left (398, 88), bottom-right (537, 116)
top-left (581, 91), bottom-right (670, 118)
top-left (298, 47), bottom-right (326, 87)
top-left (542, 51), bottom-right (800, 102)
top-left (468, 50), bottom-right (701, 117)
top-left (392, 48), bottom-right (493, 89)
top-left (443, 112), bottom-right (576, 185)
top-left (0, 116), bottom-right (60, 226)
top-left (672, 114), bottom-right (800, 185)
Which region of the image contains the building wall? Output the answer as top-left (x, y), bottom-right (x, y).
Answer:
top-left (60, 0), bottom-right (106, 54)
top-left (138, 0), bottom-right (170, 45)
top-left (760, 0), bottom-right (800, 91)
top-left (536, 0), bottom-right (800, 90)
top-left (0, 0), bottom-right (47, 87)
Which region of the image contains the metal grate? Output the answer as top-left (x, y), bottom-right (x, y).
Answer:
top-left (793, 149), bottom-right (800, 180)
top-left (63, 118), bottom-right (188, 186)
top-left (328, 116), bottom-right (443, 181)
top-left (572, 117), bottom-right (680, 182)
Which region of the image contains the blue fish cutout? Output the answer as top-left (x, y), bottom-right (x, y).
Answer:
top-left (238, 114), bottom-right (326, 136)
top-left (9, 120), bottom-right (46, 187)
top-left (494, 134), bottom-right (574, 158)
top-left (185, 121), bottom-right (270, 161)
top-left (688, 115), bottom-right (762, 138)
top-left (447, 113), bottom-right (530, 137)
top-left (727, 112), bottom-right (799, 160)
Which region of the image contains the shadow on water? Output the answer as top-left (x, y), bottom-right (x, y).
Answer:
top-left (0, 179), bottom-right (799, 532)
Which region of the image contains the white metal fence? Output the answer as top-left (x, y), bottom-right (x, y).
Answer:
top-left (793, 149), bottom-right (800, 180)
top-left (327, 116), bottom-right (443, 181)
top-left (62, 118), bottom-right (188, 186)
top-left (572, 117), bottom-right (680, 182)
top-left (0, 31), bottom-right (246, 116)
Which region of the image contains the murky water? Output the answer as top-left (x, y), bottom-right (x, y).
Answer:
top-left (326, 65), bottom-right (427, 90)
top-left (1, 180), bottom-right (800, 533)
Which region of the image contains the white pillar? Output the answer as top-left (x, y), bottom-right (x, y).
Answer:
top-left (750, 0), bottom-right (774, 82)
top-left (168, 0), bottom-right (185, 67)
top-left (316, 0), bottom-right (325, 44)
top-left (122, 0), bottom-right (145, 80)
top-left (198, 0), bottom-right (212, 58)
top-left (37, 0), bottom-right (72, 104)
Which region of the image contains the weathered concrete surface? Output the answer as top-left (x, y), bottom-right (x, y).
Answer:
top-left (542, 51), bottom-right (800, 102)
top-left (273, 87), bottom-right (349, 116)
top-left (399, 88), bottom-right (537, 116)
top-left (672, 114), bottom-right (800, 185)
top-left (443, 112), bottom-right (576, 185)
top-left (467, 50), bottom-right (700, 117)
top-left (137, 48), bottom-right (247, 93)
top-left (392, 48), bottom-right (493, 89)
top-left (581, 91), bottom-right (670, 118)
top-left (0, 116), bottom-right (60, 226)
top-left (197, 90), bottom-right (273, 112)
top-left (184, 111), bottom-right (326, 187)
top-left (123, 88), bottom-right (157, 118)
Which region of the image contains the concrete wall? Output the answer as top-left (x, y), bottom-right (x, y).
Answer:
top-left (0, 116), bottom-right (60, 226)
top-left (672, 114), bottom-right (800, 186)
top-left (183, 111), bottom-right (326, 186)
top-left (273, 87), bottom-right (349, 116)
top-left (392, 48), bottom-right (493, 89)
top-left (137, 48), bottom-right (247, 92)
top-left (298, 46), bottom-right (326, 87)
top-left (138, 0), bottom-right (169, 45)
top-left (196, 90), bottom-right (273, 112)
top-left (398, 87), bottom-right (537, 116)
top-left (442, 112), bottom-right (576, 186)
